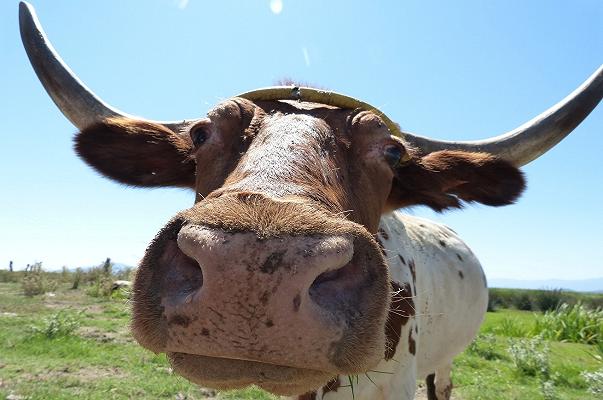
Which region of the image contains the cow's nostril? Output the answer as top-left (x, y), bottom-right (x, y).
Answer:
top-left (160, 241), bottom-right (204, 305)
top-left (312, 262), bottom-right (354, 286)
top-left (309, 260), bottom-right (363, 304)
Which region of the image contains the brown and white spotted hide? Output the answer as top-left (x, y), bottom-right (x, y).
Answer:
top-left (293, 213), bottom-right (487, 400)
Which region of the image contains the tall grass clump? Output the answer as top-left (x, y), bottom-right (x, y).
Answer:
top-left (30, 310), bottom-right (81, 339)
top-left (534, 302), bottom-right (602, 345)
top-left (494, 317), bottom-right (529, 338)
top-left (21, 262), bottom-right (57, 296)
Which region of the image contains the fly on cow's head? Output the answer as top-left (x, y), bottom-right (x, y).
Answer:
top-left (19, 2), bottom-right (603, 396)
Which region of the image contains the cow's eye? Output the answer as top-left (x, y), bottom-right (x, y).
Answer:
top-left (383, 145), bottom-right (409, 167)
top-left (190, 126), bottom-right (209, 147)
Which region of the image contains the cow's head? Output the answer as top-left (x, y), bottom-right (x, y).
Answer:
top-left (19, 2), bottom-right (603, 396)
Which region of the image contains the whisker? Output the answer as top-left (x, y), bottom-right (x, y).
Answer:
top-left (365, 372), bottom-right (378, 388)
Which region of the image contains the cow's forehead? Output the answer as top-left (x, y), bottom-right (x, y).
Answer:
top-left (208, 98), bottom-right (388, 136)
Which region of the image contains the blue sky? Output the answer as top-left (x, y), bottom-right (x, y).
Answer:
top-left (0, 0), bottom-right (601, 280)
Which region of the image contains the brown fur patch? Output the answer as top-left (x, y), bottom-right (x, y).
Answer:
top-left (384, 281), bottom-right (415, 359)
top-left (297, 392), bottom-right (317, 400)
top-left (169, 314), bottom-right (191, 328)
top-left (408, 329), bottom-right (416, 355)
top-left (323, 376), bottom-right (341, 394)
top-left (409, 259), bottom-right (416, 285)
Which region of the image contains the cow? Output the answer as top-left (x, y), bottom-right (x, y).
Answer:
top-left (19, 2), bottom-right (603, 399)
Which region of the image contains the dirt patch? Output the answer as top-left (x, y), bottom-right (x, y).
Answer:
top-left (415, 384), bottom-right (460, 400)
top-left (18, 366), bottom-right (128, 383)
top-left (78, 326), bottom-right (134, 344)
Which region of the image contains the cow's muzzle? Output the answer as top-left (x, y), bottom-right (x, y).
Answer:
top-left (131, 195), bottom-right (390, 394)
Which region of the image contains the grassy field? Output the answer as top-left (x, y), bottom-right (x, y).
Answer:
top-left (0, 280), bottom-right (601, 400)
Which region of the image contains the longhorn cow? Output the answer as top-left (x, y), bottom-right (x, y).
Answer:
top-left (19, 3), bottom-right (603, 400)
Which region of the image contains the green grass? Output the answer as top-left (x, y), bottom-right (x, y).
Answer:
top-left (453, 309), bottom-right (602, 400)
top-left (1, 281), bottom-right (601, 399)
top-left (0, 282), bottom-right (275, 400)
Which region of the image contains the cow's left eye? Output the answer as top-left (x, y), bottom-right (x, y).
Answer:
top-left (383, 145), bottom-right (409, 167)
top-left (190, 126), bottom-right (209, 147)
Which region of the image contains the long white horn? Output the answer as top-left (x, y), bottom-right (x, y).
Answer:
top-left (403, 65), bottom-right (603, 166)
top-left (19, 2), bottom-right (196, 132)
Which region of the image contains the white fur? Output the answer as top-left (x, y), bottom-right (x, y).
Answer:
top-left (292, 211), bottom-right (488, 400)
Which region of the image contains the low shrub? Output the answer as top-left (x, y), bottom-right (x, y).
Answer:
top-left (507, 336), bottom-right (551, 378)
top-left (581, 368), bottom-right (603, 395)
top-left (30, 310), bottom-right (81, 339)
top-left (21, 262), bottom-right (57, 296)
top-left (467, 333), bottom-right (501, 360)
top-left (534, 302), bottom-right (602, 345)
top-left (86, 274), bottom-right (113, 298)
top-left (72, 267), bottom-right (82, 289)
top-left (84, 258), bottom-right (115, 298)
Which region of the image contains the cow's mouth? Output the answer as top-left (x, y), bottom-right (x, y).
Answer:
top-left (167, 352), bottom-right (334, 396)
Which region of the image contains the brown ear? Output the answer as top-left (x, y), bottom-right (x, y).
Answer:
top-left (387, 150), bottom-right (526, 212)
top-left (74, 118), bottom-right (195, 188)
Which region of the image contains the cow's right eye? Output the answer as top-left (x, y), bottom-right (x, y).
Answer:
top-left (383, 145), bottom-right (409, 168)
top-left (190, 126), bottom-right (209, 147)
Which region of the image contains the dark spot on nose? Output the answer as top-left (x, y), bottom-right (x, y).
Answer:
top-left (260, 250), bottom-right (286, 274)
top-left (439, 240), bottom-right (447, 248)
top-left (265, 319), bottom-right (274, 328)
top-left (169, 314), bottom-right (190, 328)
top-left (458, 270), bottom-right (464, 279)
top-left (378, 227), bottom-right (389, 240)
top-left (293, 293), bottom-right (301, 312)
top-left (456, 253), bottom-right (463, 261)
top-left (201, 328), bottom-right (210, 336)
top-left (260, 291), bottom-right (270, 305)
top-left (398, 254), bottom-right (406, 265)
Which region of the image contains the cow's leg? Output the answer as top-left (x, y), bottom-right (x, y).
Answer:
top-left (434, 363), bottom-right (453, 400)
top-left (425, 373), bottom-right (436, 400)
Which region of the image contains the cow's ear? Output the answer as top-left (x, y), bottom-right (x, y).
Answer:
top-left (387, 150), bottom-right (526, 212)
top-left (74, 117), bottom-right (196, 188)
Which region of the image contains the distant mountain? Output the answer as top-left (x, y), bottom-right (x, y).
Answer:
top-left (489, 277), bottom-right (603, 293)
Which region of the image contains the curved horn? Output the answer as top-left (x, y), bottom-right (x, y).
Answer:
top-left (19, 2), bottom-right (196, 132)
top-left (404, 65), bottom-right (603, 166)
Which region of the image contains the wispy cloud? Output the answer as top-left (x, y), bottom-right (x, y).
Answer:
top-left (302, 47), bottom-right (311, 67)
top-left (270, 0), bottom-right (283, 15)
top-left (175, 0), bottom-right (189, 10)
